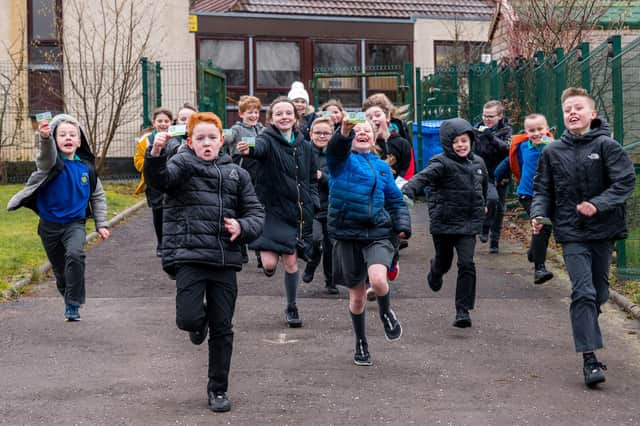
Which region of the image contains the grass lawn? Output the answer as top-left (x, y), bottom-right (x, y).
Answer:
top-left (0, 181), bottom-right (143, 294)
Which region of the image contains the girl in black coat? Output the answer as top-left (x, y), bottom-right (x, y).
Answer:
top-left (145, 112), bottom-right (265, 413)
top-left (403, 118), bottom-right (488, 329)
top-left (237, 97), bottom-right (319, 328)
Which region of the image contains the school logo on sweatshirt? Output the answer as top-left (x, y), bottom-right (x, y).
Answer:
top-left (81, 173), bottom-right (89, 185)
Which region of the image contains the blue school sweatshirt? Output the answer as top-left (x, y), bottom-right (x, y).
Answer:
top-left (516, 141), bottom-right (546, 197)
top-left (36, 156), bottom-right (91, 223)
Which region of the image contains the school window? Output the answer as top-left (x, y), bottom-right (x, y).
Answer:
top-left (434, 41), bottom-right (486, 70)
top-left (313, 42), bottom-right (359, 71)
top-left (199, 39), bottom-right (246, 87)
top-left (28, 0), bottom-right (63, 114)
top-left (255, 40), bottom-right (301, 90)
top-left (367, 43), bottom-right (410, 70)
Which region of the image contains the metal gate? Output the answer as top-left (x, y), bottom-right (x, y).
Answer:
top-left (198, 61), bottom-right (227, 127)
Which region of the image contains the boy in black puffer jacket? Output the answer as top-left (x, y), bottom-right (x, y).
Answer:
top-left (531, 87), bottom-right (635, 388)
top-left (144, 112), bottom-right (265, 413)
top-left (403, 118), bottom-right (488, 328)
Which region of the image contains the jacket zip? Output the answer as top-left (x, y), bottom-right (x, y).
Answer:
top-left (294, 145), bottom-right (304, 240)
top-left (214, 162), bottom-right (226, 265)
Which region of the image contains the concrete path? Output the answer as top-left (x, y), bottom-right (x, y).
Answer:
top-left (1, 204), bottom-right (640, 425)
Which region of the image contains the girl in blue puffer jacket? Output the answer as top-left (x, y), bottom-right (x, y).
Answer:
top-left (327, 117), bottom-right (411, 367)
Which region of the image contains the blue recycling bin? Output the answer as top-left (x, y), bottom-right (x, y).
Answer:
top-left (412, 120), bottom-right (444, 170)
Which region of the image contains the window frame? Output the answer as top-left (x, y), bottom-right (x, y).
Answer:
top-left (27, 0), bottom-right (64, 114)
top-left (433, 40), bottom-right (487, 70)
top-left (253, 37), bottom-right (303, 94)
top-left (365, 41), bottom-right (412, 71)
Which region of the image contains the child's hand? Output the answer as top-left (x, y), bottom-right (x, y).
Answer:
top-left (150, 132), bottom-right (170, 157)
top-left (237, 141), bottom-right (250, 155)
top-left (397, 231), bottom-right (407, 239)
top-left (531, 218), bottom-right (543, 235)
top-left (340, 116), bottom-right (356, 137)
top-left (224, 217), bottom-right (241, 241)
top-left (316, 170), bottom-right (322, 180)
top-left (576, 201), bottom-right (597, 217)
top-left (38, 121), bottom-right (51, 138)
top-left (98, 227), bottom-right (110, 240)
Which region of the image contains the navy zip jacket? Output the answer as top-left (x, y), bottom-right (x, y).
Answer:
top-left (531, 118), bottom-right (635, 243)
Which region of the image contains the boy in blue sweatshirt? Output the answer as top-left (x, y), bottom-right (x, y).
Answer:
top-left (494, 113), bottom-right (554, 284)
top-left (8, 114), bottom-right (110, 321)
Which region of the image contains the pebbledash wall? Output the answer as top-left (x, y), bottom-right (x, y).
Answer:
top-left (0, 0), bottom-right (195, 175)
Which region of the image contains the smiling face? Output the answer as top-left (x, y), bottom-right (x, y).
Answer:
top-left (291, 98), bottom-right (308, 115)
top-left (55, 122), bottom-right (82, 159)
top-left (325, 105), bottom-right (343, 124)
top-left (270, 101), bottom-right (296, 133)
top-left (176, 108), bottom-right (195, 125)
top-left (364, 105), bottom-right (389, 135)
top-left (153, 113), bottom-right (172, 132)
top-left (310, 122), bottom-right (333, 149)
top-left (482, 106), bottom-right (502, 128)
top-left (351, 121), bottom-right (376, 153)
top-left (524, 116), bottom-right (549, 145)
top-left (563, 96), bottom-right (596, 135)
top-left (452, 133), bottom-right (472, 158)
top-left (240, 107), bottom-right (260, 126)
top-left (187, 123), bottom-right (222, 161)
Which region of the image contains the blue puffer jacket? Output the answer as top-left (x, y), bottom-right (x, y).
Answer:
top-left (327, 131), bottom-right (411, 241)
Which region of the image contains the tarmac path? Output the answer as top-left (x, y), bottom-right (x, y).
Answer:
top-left (1, 203), bottom-right (640, 425)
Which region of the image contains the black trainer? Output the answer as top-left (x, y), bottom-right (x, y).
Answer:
top-left (302, 265), bottom-right (315, 283)
top-left (285, 303), bottom-right (303, 328)
top-left (534, 264), bottom-right (554, 284)
top-left (326, 284), bottom-right (339, 295)
top-left (489, 241), bottom-right (499, 254)
top-left (208, 391), bottom-right (232, 412)
top-left (354, 339), bottom-right (372, 366)
top-left (427, 258), bottom-right (443, 292)
top-left (381, 309), bottom-right (402, 341)
top-left (189, 321), bottom-right (208, 345)
top-left (583, 359), bottom-right (607, 388)
top-left (453, 308), bottom-right (472, 328)
top-left (479, 233), bottom-right (489, 243)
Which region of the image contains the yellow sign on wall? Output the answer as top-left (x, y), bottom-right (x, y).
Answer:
top-left (189, 15), bottom-right (198, 32)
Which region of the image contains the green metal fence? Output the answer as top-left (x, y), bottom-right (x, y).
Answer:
top-left (418, 34), bottom-right (640, 279)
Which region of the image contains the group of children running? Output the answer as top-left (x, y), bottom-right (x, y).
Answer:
top-left (7, 82), bottom-right (635, 412)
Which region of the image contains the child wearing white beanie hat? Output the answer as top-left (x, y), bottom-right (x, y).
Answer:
top-left (288, 81), bottom-right (309, 103)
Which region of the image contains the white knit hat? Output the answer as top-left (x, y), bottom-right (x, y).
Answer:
top-left (287, 81), bottom-right (309, 103)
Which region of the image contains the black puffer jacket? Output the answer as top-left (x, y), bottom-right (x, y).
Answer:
top-left (376, 133), bottom-right (413, 178)
top-left (144, 148), bottom-right (265, 275)
top-left (312, 144), bottom-right (329, 219)
top-left (531, 118), bottom-right (635, 243)
top-left (247, 124), bottom-right (319, 259)
top-left (403, 118), bottom-right (488, 235)
top-left (474, 118), bottom-right (511, 181)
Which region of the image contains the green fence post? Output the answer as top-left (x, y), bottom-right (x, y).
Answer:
top-left (489, 61), bottom-right (498, 99)
top-left (155, 61), bottom-right (162, 108)
top-left (415, 66), bottom-right (423, 170)
top-left (534, 51), bottom-right (545, 114)
top-left (581, 42), bottom-right (591, 92)
top-left (403, 62), bottom-right (414, 121)
top-left (610, 35), bottom-right (624, 144)
top-left (141, 57), bottom-right (150, 128)
top-left (554, 48), bottom-right (565, 135)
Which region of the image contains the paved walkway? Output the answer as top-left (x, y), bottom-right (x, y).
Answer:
top-left (1, 204), bottom-right (640, 425)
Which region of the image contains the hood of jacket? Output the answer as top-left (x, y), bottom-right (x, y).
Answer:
top-left (560, 117), bottom-right (611, 146)
top-left (440, 118), bottom-right (476, 160)
top-left (50, 113), bottom-right (95, 163)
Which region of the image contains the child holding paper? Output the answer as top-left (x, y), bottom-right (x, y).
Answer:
top-left (8, 114), bottom-right (110, 321)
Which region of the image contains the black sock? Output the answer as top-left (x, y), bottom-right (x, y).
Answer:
top-left (376, 290), bottom-right (391, 320)
top-left (350, 310), bottom-right (367, 345)
top-left (284, 271), bottom-right (299, 306)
